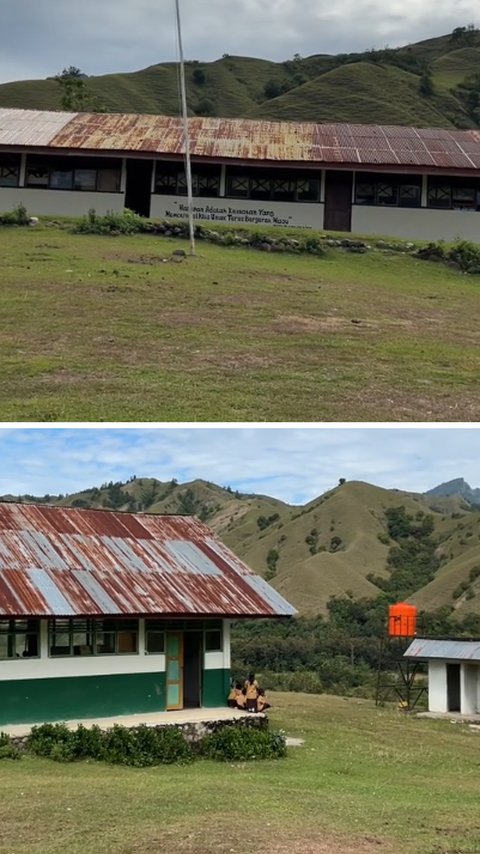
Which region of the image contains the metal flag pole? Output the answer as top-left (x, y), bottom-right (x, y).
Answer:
top-left (174, 0), bottom-right (196, 256)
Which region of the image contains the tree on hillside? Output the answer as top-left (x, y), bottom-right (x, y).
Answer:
top-left (450, 24), bottom-right (479, 46)
top-left (54, 66), bottom-right (105, 112)
top-left (419, 66), bottom-right (434, 97)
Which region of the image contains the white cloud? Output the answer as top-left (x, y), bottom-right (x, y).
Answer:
top-left (0, 0), bottom-right (478, 83)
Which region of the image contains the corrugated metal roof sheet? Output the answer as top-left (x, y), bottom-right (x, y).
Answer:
top-left (0, 108), bottom-right (74, 147)
top-left (1, 107), bottom-right (480, 171)
top-left (405, 638), bottom-right (480, 661)
top-left (0, 503), bottom-right (296, 619)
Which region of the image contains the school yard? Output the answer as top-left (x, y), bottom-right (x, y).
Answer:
top-left (0, 692), bottom-right (478, 854)
top-left (1, 224), bottom-right (480, 422)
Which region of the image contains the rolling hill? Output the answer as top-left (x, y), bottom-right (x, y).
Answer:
top-left (3, 475), bottom-right (480, 619)
top-left (1, 29), bottom-right (480, 127)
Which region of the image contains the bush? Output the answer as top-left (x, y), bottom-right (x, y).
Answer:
top-left (201, 726), bottom-right (286, 762)
top-left (0, 203), bottom-right (29, 226)
top-left (102, 724), bottom-right (193, 767)
top-left (0, 732), bottom-right (21, 760)
top-left (448, 240), bottom-right (480, 273)
top-left (27, 722), bottom-right (73, 757)
top-left (75, 208), bottom-right (150, 235)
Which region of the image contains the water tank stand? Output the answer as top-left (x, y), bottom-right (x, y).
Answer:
top-left (375, 636), bottom-right (427, 710)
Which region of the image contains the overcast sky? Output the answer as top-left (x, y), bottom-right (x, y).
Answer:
top-left (0, 0), bottom-right (478, 84)
top-left (0, 427), bottom-right (478, 505)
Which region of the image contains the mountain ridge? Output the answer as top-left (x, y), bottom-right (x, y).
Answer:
top-left (2, 475), bottom-right (480, 618)
top-left (1, 29), bottom-right (480, 128)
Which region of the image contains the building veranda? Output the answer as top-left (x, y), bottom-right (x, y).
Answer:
top-left (0, 502), bottom-right (295, 727)
top-left (1, 108), bottom-right (480, 242)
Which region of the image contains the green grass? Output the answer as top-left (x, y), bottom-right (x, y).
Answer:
top-left (1, 223), bottom-right (480, 421)
top-left (1, 693), bottom-right (479, 854)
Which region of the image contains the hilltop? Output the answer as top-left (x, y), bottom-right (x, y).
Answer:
top-left (4, 474), bottom-right (480, 618)
top-left (1, 28), bottom-right (480, 127)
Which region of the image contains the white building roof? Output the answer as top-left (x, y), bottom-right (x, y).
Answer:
top-left (404, 638), bottom-right (480, 661)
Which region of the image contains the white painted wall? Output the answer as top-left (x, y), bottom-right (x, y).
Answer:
top-left (461, 663), bottom-right (478, 715)
top-left (150, 195), bottom-right (324, 230)
top-left (428, 661), bottom-right (447, 713)
top-left (352, 205), bottom-right (480, 243)
top-left (0, 188), bottom-right (124, 216)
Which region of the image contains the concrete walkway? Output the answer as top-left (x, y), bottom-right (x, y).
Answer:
top-left (417, 711), bottom-right (480, 723)
top-left (1, 707), bottom-right (264, 738)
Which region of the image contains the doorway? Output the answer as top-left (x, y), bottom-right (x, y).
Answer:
top-left (446, 663), bottom-right (461, 712)
top-left (166, 632), bottom-right (184, 711)
top-left (323, 171), bottom-right (353, 232)
top-left (125, 159), bottom-right (153, 217)
top-left (183, 631), bottom-right (203, 708)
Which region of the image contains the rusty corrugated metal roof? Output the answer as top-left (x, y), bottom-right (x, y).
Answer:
top-left (1, 107), bottom-right (480, 171)
top-left (405, 638), bottom-right (480, 661)
top-left (0, 503), bottom-right (296, 618)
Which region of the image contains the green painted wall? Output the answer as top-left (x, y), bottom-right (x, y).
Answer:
top-left (0, 672), bottom-right (166, 726)
top-left (202, 668), bottom-right (230, 707)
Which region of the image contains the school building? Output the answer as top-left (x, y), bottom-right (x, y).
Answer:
top-left (0, 502), bottom-right (295, 726)
top-left (1, 107), bottom-right (480, 242)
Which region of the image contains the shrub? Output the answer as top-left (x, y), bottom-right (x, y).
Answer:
top-left (27, 722), bottom-right (73, 757)
top-left (448, 240), bottom-right (480, 273)
top-left (201, 726), bottom-right (286, 761)
top-left (0, 732), bottom-right (21, 760)
top-left (102, 724), bottom-right (193, 767)
top-left (75, 208), bottom-right (149, 235)
top-left (0, 203), bottom-right (29, 226)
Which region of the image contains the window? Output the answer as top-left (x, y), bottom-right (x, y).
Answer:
top-left (48, 618), bottom-right (138, 656)
top-left (355, 173), bottom-right (421, 208)
top-left (205, 629), bottom-right (222, 652)
top-left (428, 184), bottom-right (451, 208)
top-left (25, 156), bottom-right (121, 192)
top-left (296, 178), bottom-right (320, 202)
top-left (226, 169), bottom-right (320, 203)
top-left (399, 184), bottom-right (421, 207)
top-left (226, 175), bottom-right (249, 198)
top-left (376, 182), bottom-right (397, 206)
top-left (154, 162), bottom-right (220, 197)
top-left (0, 619), bottom-right (40, 659)
top-left (145, 620), bottom-right (165, 654)
top-left (0, 155), bottom-right (20, 187)
top-left (355, 182), bottom-right (375, 205)
top-left (452, 187), bottom-right (476, 211)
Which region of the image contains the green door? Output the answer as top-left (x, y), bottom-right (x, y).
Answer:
top-left (166, 633), bottom-right (183, 710)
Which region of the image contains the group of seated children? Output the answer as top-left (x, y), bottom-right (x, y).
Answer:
top-left (227, 672), bottom-right (271, 713)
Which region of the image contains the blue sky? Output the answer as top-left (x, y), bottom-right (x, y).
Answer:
top-left (0, 427), bottom-right (478, 505)
top-left (0, 0), bottom-right (478, 83)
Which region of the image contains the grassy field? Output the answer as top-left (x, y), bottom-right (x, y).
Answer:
top-left (1, 693), bottom-right (479, 854)
top-left (2, 224), bottom-right (480, 421)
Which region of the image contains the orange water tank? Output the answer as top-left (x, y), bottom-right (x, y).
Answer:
top-left (388, 603), bottom-right (417, 637)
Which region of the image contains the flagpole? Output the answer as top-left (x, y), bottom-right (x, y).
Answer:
top-left (174, 0), bottom-right (196, 257)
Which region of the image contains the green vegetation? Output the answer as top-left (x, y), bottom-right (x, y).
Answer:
top-left (2, 221), bottom-right (480, 422)
top-left (0, 693), bottom-right (479, 853)
top-left (1, 29), bottom-right (480, 127)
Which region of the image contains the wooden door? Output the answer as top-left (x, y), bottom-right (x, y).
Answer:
top-left (324, 171), bottom-right (353, 232)
top-left (166, 632), bottom-right (184, 711)
top-left (446, 663), bottom-right (460, 712)
top-left (125, 159), bottom-right (153, 217)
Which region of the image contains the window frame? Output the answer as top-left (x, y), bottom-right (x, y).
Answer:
top-left (25, 155), bottom-right (122, 193)
top-left (48, 618), bottom-right (139, 657)
top-left (354, 172), bottom-right (422, 208)
top-left (0, 154), bottom-right (21, 188)
top-left (0, 618), bottom-right (40, 660)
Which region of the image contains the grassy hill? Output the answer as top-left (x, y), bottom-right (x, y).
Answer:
top-left (1, 29), bottom-right (480, 127)
top-left (6, 475), bottom-right (480, 618)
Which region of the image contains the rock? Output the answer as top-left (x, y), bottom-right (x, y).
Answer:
top-left (28, 216), bottom-right (39, 226)
top-left (260, 242), bottom-right (272, 251)
top-left (172, 249), bottom-right (186, 257)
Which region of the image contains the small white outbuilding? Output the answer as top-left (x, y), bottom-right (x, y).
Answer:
top-left (404, 639), bottom-right (480, 716)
